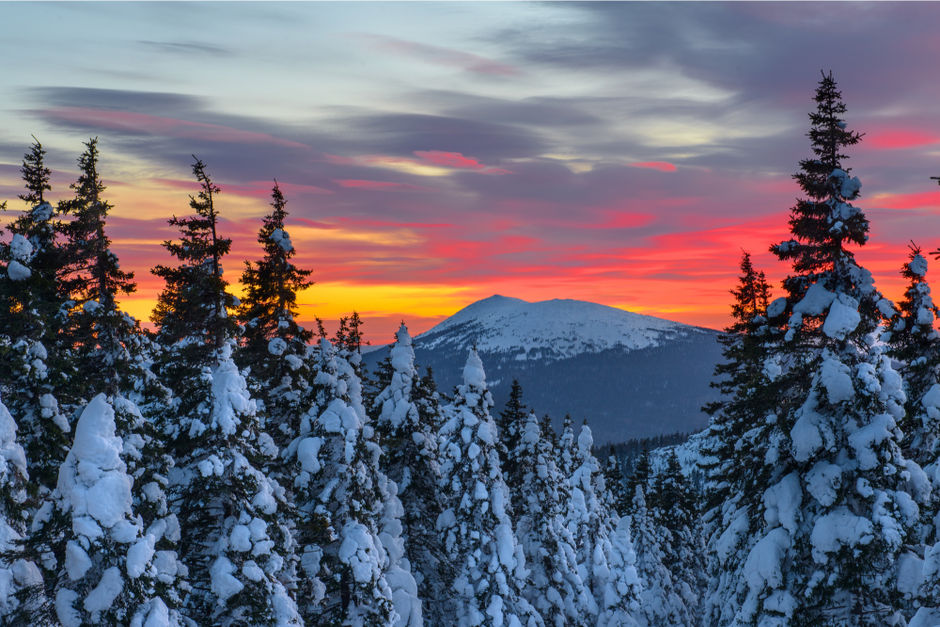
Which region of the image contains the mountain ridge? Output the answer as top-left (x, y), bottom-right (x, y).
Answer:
top-left (364, 295), bottom-right (723, 444)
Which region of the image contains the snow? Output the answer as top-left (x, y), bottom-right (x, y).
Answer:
top-left (57, 395), bottom-right (133, 530)
top-left (338, 521), bottom-right (384, 584)
top-left (83, 566), bottom-right (124, 614)
top-left (210, 342), bottom-right (255, 435)
top-left (767, 297), bottom-right (787, 319)
top-left (743, 527), bottom-right (790, 590)
top-left (31, 202), bottom-right (53, 221)
top-left (793, 282), bottom-right (836, 317)
top-left (9, 233), bottom-right (33, 261)
top-left (910, 608), bottom-right (940, 627)
top-left (762, 472), bottom-right (801, 534)
top-left (830, 168), bottom-right (861, 198)
top-left (230, 524), bottom-right (252, 552)
top-left (463, 349), bottom-right (487, 389)
top-left (809, 508), bottom-right (874, 563)
top-left (0, 395), bottom-right (26, 478)
top-left (65, 540), bottom-right (93, 581)
top-left (210, 556), bottom-right (244, 602)
top-left (877, 297), bottom-right (897, 319)
top-left (822, 295), bottom-right (860, 339)
top-left (127, 535), bottom-right (155, 578)
top-left (7, 260), bottom-right (31, 281)
top-left (268, 337), bottom-right (287, 356)
top-left (806, 462), bottom-right (841, 507)
top-left (56, 587), bottom-right (82, 627)
top-left (269, 228), bottom-right (293, 253)
top-left (911, 254), bottom-right (929, 277)
top-left (820, 355), bottom-right (854, 404)
top-left (848, 413), bottom-right (895, 470)
top-left (418, 295), bottom-right (696, 362)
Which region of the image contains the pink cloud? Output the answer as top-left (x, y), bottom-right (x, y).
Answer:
top-left (43, 107), bottom-right (310, 149)
top-left (865, 128), bottom-right (940, 150)
top-left (869, 190), bottom-right (940, 210)
top-left (629, 161), bottom-right (677, 172)
top-left (413, 150), bottom-right (511, 174)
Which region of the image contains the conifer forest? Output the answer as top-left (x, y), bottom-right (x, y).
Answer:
top-left (5, 72), bottom-right (940, 627)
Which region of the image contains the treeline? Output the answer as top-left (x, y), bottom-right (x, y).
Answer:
top-left (0, 137), bottom-right (699, 626)
top-left (6, 66), bottom-right (940, 627)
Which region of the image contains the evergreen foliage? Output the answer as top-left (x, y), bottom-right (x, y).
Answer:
top-left (372, 324), bottom-right (444, 623)
top-left (0, 139), bottom-right (72, 493)
top-left (237, 182), bottom-right (315, 459)
top-left (437, 349), bottom-right (541, 626)
top-left (742, 71), bottom-right (917, 626)
top-left (514, 410), bottom-right (592, 626)
top-left (58, 137), bottom-right (139, 398)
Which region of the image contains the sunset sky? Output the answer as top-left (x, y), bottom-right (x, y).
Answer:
top-left (3, 2), bottom-right (940, 343)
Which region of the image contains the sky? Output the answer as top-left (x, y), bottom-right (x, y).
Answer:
top-left (3, 2), bottom-right (940, 344)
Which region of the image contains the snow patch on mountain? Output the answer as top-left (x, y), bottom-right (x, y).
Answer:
top-left (417, 295), bottom-right (706, 362)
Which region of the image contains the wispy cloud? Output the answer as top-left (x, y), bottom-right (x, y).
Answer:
top-left (138, 40), bottom-right (232, 56)
top-left (353, 33), bottom-right (520, 77)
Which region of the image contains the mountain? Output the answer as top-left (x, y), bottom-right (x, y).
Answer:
top-left (363, 295), bottom-right (724, 445)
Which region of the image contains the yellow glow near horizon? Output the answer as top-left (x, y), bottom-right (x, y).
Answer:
top-left (293, 280), bottom-right (473, 321)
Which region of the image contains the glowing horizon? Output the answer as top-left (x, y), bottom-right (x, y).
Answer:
top-left (3, 2), bottom-right (940, 344)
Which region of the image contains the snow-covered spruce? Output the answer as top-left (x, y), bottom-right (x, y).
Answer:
top-left (565, 424), bottom-right (641, 626)
top-left (20, 395), bottom-right (182, 626)
top-left (644, 451), bottom-right (701, 626)
top-left (743, 72), bottom-right (919, 626)
top-left (438, 348), bottom-right (542, 627)
top-left (886, 250), bottom-right (940, 624)
top-left (372, 323), bottom-right (442, 624)
top-left (57, 137), bottom-right (138, 400)
top-left (237, 181), bottom-right (315, 458)
top-left (0, 141), bottom-right (74, 493)
top-left (0, 392), bottom-right (41, 620)
top-left (290, 338), bottom-right (416, 625)
top-left (630, 485), bottom-right (684, 627)
top-left (168, 343), bottom-right (300, 625)
top-left (514, 410), bottom-right (593, 626)
top-left (699, 251), bottom-right (779, 627)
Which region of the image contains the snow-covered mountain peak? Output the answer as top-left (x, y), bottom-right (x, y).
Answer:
top-left (418, 295), bottom-right (709, 362)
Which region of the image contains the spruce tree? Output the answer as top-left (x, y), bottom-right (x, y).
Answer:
top-left (699, 251), bottom-right (784, 626)
top-left (0, 139), bottom-right (72, 493)
top-left (649, 451), bottom-right (702, 626)
top-left (738, 72), bottom-right (915, 625)
top-left (236, 182), bottom-right (314, 452)
top-left (498, 379), bottom-right (527, 514)
top-left (0, 393), bottom-right (40, 619)
top-left (437, 349), bottom-right (541, 626)
top-left (15, 395), bottom-right (182, 626)
top-left (630, 485), bottom-right (684, 627)
top-left (514, 410), bottom-right (592, 626)
top-left (885, 248), bottom-right (940, 621)
top-left (372, 324), bottom-right (442, 623)
top-left (290, 338), bottom-right (407, 625)
top-left (57, 137), bottom-right (137, 398)
top-left (151, 160), bottom-right (300, 625)
top-left (885, 244), bottom-right (940, 464)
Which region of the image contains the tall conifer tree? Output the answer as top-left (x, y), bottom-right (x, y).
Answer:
top-left (736, 72), bottom-right (915, 626)
top-left (0, 139), bottom-right (71, 492)
top-left (151, 160), bottom-right (300, 625)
